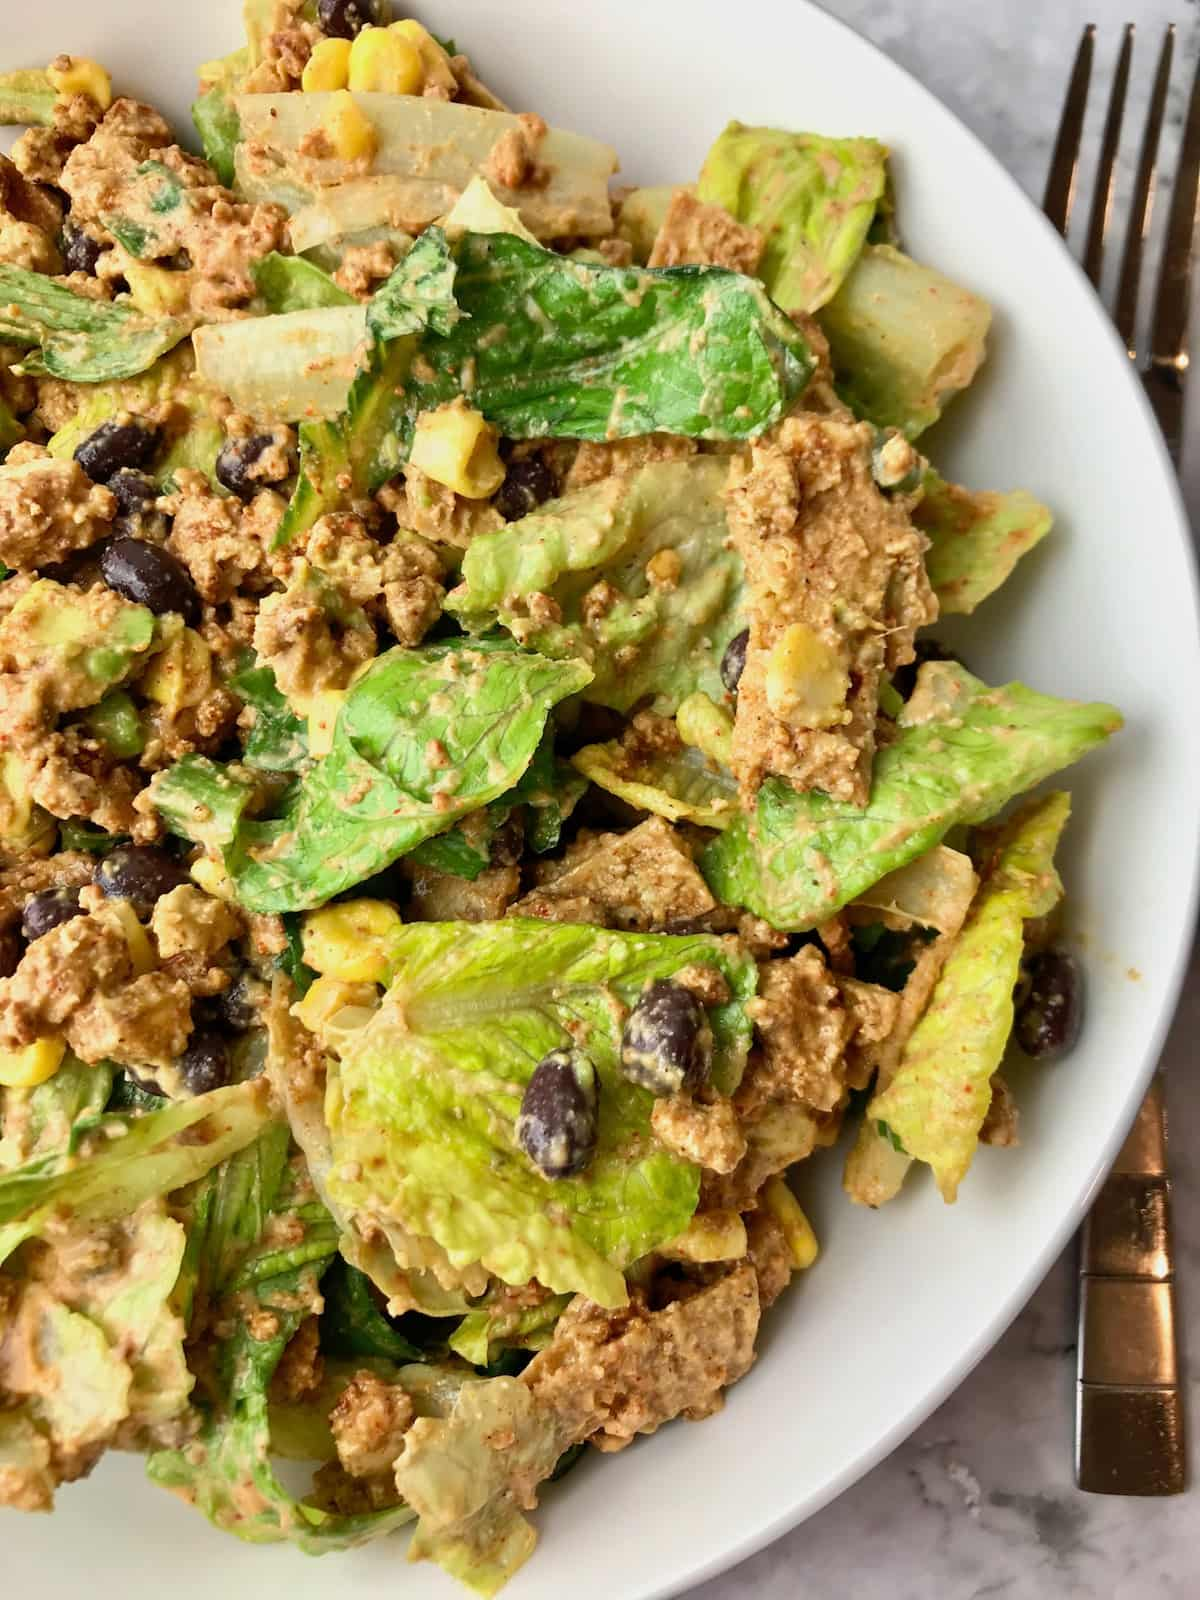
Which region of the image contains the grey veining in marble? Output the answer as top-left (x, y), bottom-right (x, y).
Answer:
top-left (696, 3), bottom-right (1200, 1597)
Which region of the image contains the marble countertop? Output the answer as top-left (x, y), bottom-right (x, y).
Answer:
top-left (697, 3), bottom-right (1200, 1597)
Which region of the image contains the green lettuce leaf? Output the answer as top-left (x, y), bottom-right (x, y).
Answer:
top-left (319, 1256), bottom-right (423, 1363)
top-left (917, 470), bottom-right (1053, 615)
top-left (227, 654), bottom-right (309, 771)
top-left (701, 661), bottom-right (1120, 929)
top-left (150, 754), bottom-right (260, 852)
top-left (448, 458), bottom-right (743, 712)
top-left (252, 251), bottom-right (356, 312)
top-left (326, 919), bottom-right (756, 1308)
top-left (0, 264), bottom-right (191, 383)
top-left (697, 121), bottom-right (888, 312)
top-left (222, 640), bottom-right (591, 912)
top-left (0, 1079), bottom-right (273, 1267)
top-left (396, 1376), bottom-right (565, 1595)
top-left (148, 1122), bottom-right (414, 1550)
top-left (192, 84), bottom-right (242, 187)
top-left (0, 1055), bottom-right (112, 1169)
top-left (869, 792), bottom-right (1071, 1200)
top-left (572, 733), bottom-right (737, 829)
top-left (449, 1294), bottom-right (571, 1370)
top-left (819, 244), bottom-right (992, 438)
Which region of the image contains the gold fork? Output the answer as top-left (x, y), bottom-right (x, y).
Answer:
top-left (1044, 21), bottom-right (1198, 1496)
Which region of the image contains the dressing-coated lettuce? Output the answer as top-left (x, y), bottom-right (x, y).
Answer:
top-left (917, 470), bottom-right (1053, 615)
top-left (325, 919), bottom-right (756, 1308)
top-left (697, 122), bottom-right (888, 312)
top-left (819, 244), bottom-right (991, 438)
top-left (0, 264), bottom-right (191, 383)
top-left (868, 792), bottom-right (1071, 1200)
top-left (701, 662), bottom-right (1120, 930)
top-left (571, 732), bottom-right (738, 829)
top-left (448, 458), bottom-right (744, 712)
top-left (154, 640), bottom-right (590, 912)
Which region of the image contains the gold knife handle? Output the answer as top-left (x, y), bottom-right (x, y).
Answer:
top-left (1076, 1073), bottom-right (1186, 1494)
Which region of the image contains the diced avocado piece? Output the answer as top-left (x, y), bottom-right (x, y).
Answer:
top-left (82, 690), bottom-right (146, 758)
top-left (0, 752), bottom-right (54, 851)
top-left (0, 580), bottom-right (156, 714)
top-left (616, 185), bottom-right (691, 263)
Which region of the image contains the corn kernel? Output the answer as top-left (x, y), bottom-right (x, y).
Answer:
top-left (409, 402), bottom-right (505, 499)
top-left (764, 622), bottom-right (849, 728)
top-left (319, 90), bottom-right (378, 164)
top-left (124, 261), bottom-right (191, 317)
top-left (763, 1176), bottom-right (819, 1269)
top-left (0, 1036), bottom-right (66, 1089)
top-left (302, 899), bottom-right (403, 983)
top-left (307, 690), bottom-right (346, 758)
top-left (293, 975), bottom-right (380, 1052)
top-left (660, 1210), bottom-right (748, 1263)
top-left (47, 55), bottom-right (113, 112)
top-left (191, 854), bottom-right (235, 902)
top-left (302, 36), bottom-right (352, 93)
top-left (348, 26), bottom-right (423, 95)
top-left (389, 20), bottom-right (457, 95)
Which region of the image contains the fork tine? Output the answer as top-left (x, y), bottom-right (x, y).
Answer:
top-left (1115, 25), bottom-right (1175, 356)
top-left (1148, 39), bottom-right (1200, 379)
top-left (1083, 24), bottom-right (1135, 287)
top-left (1044, 24), bottom-right (1096, 235)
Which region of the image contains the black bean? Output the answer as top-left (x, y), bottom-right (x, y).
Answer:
top-left (890, 638), bottom-right (964, 703)
top-left (215, 432), bottom-right (294, 501)
top-left (0, 924), bottom-right (22, 977)
top-left (178, 1030), bottom-right (231, 1096)
top-left (494, 457), bottom-right (558, 522)
top-left (720, 629), bottom-right (749, 695)
top-left (317, 0), bottom-right (377, 39)
top-left (61, 220), bottom-right (103, 276)
top-left (620, 980), bottom-right (711, 1096)
top-left (95, 845), bottom-right (186, 917)
top-left (100, 537), bottom-right (198, 619)
top-left (74, 418), bottom-right (161, 483)
top-left (207, 973), bottom-right (259, 1035)
top-left (21, 887), bottom-right (83, 942)
top-left (107, 469), bottom-right (157, 518)
top-left (1015, 948), bottom-right (1083, 1061)
top-left (516, 1048), bottom-right (598, 1179)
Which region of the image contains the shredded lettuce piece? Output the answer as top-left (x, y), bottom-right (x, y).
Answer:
top-left (701, 661), bottom-right (1120, 930)
top-left (233, 90), bottom-right (616, 241)
top-left (917, 469), bottom-right (1053, 614)
top-left (0, 265), bottom-right (191, 383)
top-left (449, 1294), bottom-right (572, 1369)
top-left (326, 919), bottom-right (756, 1308)
top-left (697, 121), bottom-right (888, 311)
top-left (869, 792), bottom-right (1071, 1200)
top-left (819, 244), bottom-right (992, 438)
top-left (148, 1121), bottom-right (413, 1549)
top-left (0, 1080), bottom-right (273, 1267)
top-left (154, 640), bottom-right (590, 912)
top-left (252, 251), bottom-right (356, 312)
top-left (572, 733), bottom-right (737, 829)
top-left (449, 459), bottom-right (744, 712)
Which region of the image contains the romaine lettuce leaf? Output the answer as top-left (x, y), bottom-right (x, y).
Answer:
top-left (701, 662), bottom-right (1120, 929)
top-left (819, 244), bottom-right (992, 438)
top-left (572, 732), bottom-right (738, 829)
top-left (326, 919), bottom-right (756, 1308)
top-left (449, 1294), bottom-right (572, 1369)
top-left (396, 1376), bottom-right (564, 1595)
top-left (0, 1055), bottom-right (112, 1168)
top-left (869, 792), bottom-right (1071, 1200)
top-left (233, 90), bottom-right (616, 242)
top-left (0, 1079), bottom-right (273, 1267)
top-left (697, 122), bottom-right (888, 312)
top-left (227, 654), bottom-right (309, 771)
top-left (917, 470), bottom-right (1053, 615)
top-left (192, 83), bottom-right (242, 187)
top-left (0, 265), bottom-right (191, 383)
top-left (148, 1121), bottom-right (414, 1550)
top-left (252, 251), bottom-right (356, 313)
top-left (217, 640), bottom-right (590, 912)
top-left (448, 458), bottom-right (744, 712)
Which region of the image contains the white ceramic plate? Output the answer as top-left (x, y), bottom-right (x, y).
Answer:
top-left (7, 3), bottom-right (1200, 1597)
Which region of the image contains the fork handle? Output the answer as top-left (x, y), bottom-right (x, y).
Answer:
top-left (1075, 1072), bottom-right (1186, 1493)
